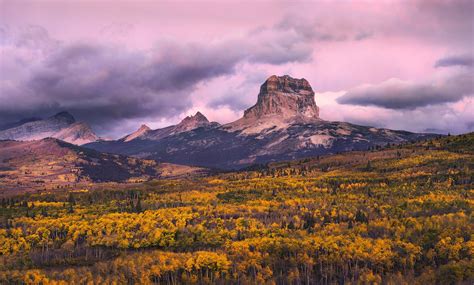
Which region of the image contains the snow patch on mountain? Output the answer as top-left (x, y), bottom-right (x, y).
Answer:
top-left (309, 134), bottom-right (334, 147)
top-left (0, 112), bottom-right (98, 145)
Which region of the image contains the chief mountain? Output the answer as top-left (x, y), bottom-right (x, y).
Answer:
top-left (86, 75), bottom-right (437, 169)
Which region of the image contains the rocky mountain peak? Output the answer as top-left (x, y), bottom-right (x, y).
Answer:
top-left (243, 75), bottom-right (319, 120)
top-left (0, 111), bottom-right (99, 145)
top-left (260, 75), bottom-right (313, 94)
top-left (181, 112), bottom-right (209, 124)
top-left (54, 122), bottom-right (99, 145)
top-left (138, 124), bottom-right (151, 132)
top-left (122, 124), bottom-right (151, 142)
top-left (174, 112), bottom-right (210, 133)
top-left (174, 112), bottom-right (211, 132)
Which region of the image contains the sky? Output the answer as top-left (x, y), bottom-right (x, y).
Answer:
top-left (0, 0), bottom-right (473, 138)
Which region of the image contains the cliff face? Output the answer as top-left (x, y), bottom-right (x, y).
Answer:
top-left (243, 75), bottom-right (319, 120)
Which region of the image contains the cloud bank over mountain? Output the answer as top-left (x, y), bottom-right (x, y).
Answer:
top-left (337, 68), bottom-right (473, 109)
top-left (0, 0), bottom-right (473, 136)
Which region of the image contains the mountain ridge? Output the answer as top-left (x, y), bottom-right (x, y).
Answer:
top-left (0, 111), bottom-right (99, 145)
top-left (86, 75), bottom-right (439, 169)
top-left (120, 112), bottom-right (219, 142)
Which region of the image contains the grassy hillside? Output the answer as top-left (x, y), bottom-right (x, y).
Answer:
top-left (0, 138), bottom-right (207, 195)
top-left (0, 133), bottom-right (472, 284)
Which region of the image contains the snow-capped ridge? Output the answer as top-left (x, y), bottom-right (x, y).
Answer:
top-left (0, 111), bottom-right (99, 145)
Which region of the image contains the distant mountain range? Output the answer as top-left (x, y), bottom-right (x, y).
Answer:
top-left (85, 75), bottom-right (439, 169)
top-left (0, 112), bottom-right (99, 145)
top-left (0, 75), bottom-right (440, 170)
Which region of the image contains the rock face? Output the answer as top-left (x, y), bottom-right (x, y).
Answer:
top-left (0, 112), bottom-right (99, 145)
top-left (228, 75), bottom-right (320, 134)
top-left (85, 75), bottom-right (439, 169)
top-left (244, 75), bottom-right (319, 120)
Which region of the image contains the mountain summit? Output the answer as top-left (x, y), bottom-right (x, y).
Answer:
top-left (122, 124), bottom-right (151, 142)
top-left (228, 75), bottom-right (320, 134)
top-left (174, 112), bottom-right (211, 133)
top-left (119, 111), bottom-right (216, 142)
top-left (244, 75), bottom-right (319, 120)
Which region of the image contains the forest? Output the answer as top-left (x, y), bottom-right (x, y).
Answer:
top-left (0, 133), bottom-right (473, 284)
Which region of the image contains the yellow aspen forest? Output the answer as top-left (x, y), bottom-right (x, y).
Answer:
top-left (0, 134), bottom-right (473, 284)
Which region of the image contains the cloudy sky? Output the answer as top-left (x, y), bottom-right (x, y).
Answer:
top-left (1, 0), bottom-right (473, 137)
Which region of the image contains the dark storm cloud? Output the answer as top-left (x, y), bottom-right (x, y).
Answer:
top-left (337, 72), bottom-right (474, 109)
top-left (435, 54), bottom-right (474, 68)
top-left (0, 23), bottom-right (321, 133)
top-left (208, 96), bottom-right (250, 111)
top-left (1, 41), bottom-right (241, 127)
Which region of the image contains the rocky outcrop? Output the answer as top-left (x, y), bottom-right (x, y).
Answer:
top-left (243, 75), bottom-right (319, 120)
top-left (226, 75), bottom-right (321, 134)
top-left (173, 112), bottom-right (211, 133)
top-left (0, 111), bottom-right (99, 145)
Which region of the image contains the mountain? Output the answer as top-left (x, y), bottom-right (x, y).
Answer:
top-left (86, 75), bottom-right (439, 169)
top-left (122, 124), bottom-right (151, 142)
top-left (1, 133), bottom-right (472, 284)
top-left (226, 75), bottom-right (320, 134)
top-left (120, 112), bottom-right (218, 143)
top-left (0, 138), bottom-right (207, 193)
top-left (0, 111), bottom-right (99, 145)
top-left (173, 111), bottom-right (215, 133)
top-left (244, 75), bottom-right (319, 120)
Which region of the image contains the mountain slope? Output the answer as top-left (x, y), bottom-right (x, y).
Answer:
top-left (1, 133), bottom-right (472, 284)
top-left (0, 138), bottom-right (206, 192)
top-left (0, 112), bottom-right (99, 145)
top-left (86, 75), bottom-right (439, 169)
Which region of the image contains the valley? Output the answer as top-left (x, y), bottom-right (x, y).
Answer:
top-left (2, 1), bottom-right (472, 284)
top-left (0, 133), bottom-right (472, 284)
top-left (0, 138), bottom-right (207, 195)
